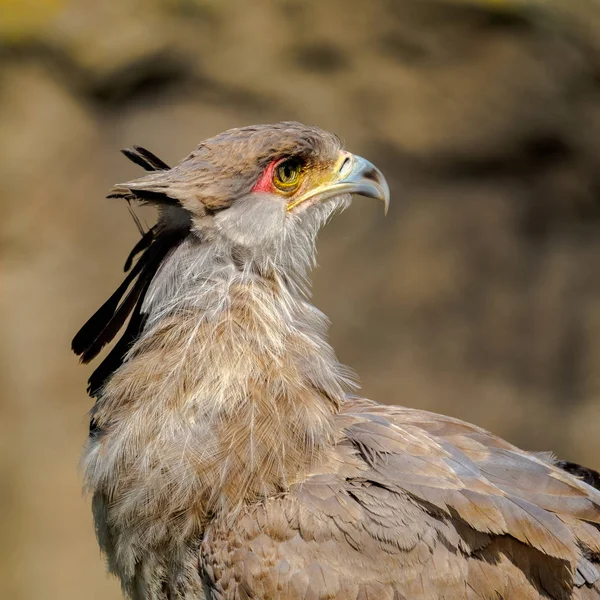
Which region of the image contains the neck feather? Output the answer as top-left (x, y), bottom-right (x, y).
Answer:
top-left (85, 235), bottom-right (355, 547)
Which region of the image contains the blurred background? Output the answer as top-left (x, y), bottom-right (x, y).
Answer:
top-left (2, 0), bottom-right (600, 597)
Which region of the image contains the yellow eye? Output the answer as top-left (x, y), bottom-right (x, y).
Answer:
top-left (273, 157), bottom-right (303, 192)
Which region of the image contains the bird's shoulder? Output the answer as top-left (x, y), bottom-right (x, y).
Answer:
top-left (329, 397), bottom-right (600, 561)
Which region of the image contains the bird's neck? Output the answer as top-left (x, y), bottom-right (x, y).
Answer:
top-left (87, 237), bottom-right (354, 529)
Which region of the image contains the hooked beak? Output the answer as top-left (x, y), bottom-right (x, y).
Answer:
top-left (287, 153), bottom-right (390, 215)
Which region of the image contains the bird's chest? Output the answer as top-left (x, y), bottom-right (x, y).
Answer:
top-left (85, 412), bottom-right (327, 599)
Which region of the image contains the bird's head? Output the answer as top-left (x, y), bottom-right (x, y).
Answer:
top-left (74, 122), bottom-right (389, 395)
top-left (112, 121), bottom-right (389, 269)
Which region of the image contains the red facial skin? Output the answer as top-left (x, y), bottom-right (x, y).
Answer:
top-left (251, 158), bottom-right (282, 194)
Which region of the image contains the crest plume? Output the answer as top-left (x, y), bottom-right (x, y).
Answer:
top-left (72, 147), bottom-right (188, 396)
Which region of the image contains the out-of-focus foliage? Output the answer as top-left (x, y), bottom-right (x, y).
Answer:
top-left (2, 0), bottom-right (600, 598)
top-left (0, 0), bottom-right (64, 40)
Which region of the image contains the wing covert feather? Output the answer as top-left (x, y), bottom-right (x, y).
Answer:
top-left (201, 398), bottom-right (600, 599)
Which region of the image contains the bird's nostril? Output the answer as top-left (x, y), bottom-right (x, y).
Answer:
top-left (339, 156), bottom-right (352, 176)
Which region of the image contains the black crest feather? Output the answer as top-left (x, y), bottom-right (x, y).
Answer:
top-left (121, 146), bottom-right (172, 172)
top-left (73, 147), bottom-right (190, 397)
top-left (83, 227), bottom-right (187, 397)
top-left (107, 188), bottom-right (179, 206)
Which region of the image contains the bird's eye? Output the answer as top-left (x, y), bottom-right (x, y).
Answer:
top-left (273, 157), bottom-right (303, 192)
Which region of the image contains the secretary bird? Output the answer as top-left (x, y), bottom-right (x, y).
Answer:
top-left (73, 122), bottom-right (600, 599)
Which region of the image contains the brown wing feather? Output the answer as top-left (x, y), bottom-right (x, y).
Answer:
top-left (202, 397), bottom-right (600, 599)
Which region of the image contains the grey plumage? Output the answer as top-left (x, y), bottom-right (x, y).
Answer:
top-left (74, 122), bottom-right (600, 599)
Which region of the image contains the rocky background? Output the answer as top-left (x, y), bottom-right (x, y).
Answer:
top-left (2, 0), bottom-right (600, 598)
